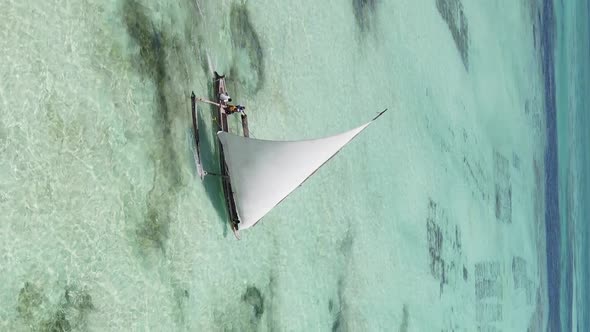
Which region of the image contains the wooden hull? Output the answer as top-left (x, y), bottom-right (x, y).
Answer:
top-left (214, 73), bottom-right (240, 238)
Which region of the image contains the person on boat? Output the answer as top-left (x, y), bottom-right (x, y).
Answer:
top-left (219, 92), bottom-right (231, 103)
top-left (226, 104), bottom-right (246, 115)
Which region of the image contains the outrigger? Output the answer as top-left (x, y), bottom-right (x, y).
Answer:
top-left (192, 72), bottom-right (387, 240)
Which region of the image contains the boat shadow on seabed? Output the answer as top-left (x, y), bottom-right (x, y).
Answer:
top-left (187, 91), bottom-right (232, 237)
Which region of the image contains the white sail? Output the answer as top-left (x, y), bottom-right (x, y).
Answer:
top-left (217, 110), bottom-right (386, 230)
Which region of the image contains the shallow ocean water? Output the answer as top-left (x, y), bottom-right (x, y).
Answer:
top-left (554, 0), bottom-right (590, 330)
top-left (0, 0), bottom-right (554, 330)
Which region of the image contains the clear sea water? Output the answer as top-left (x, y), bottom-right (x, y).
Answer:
top-left (554, 0), bottom-right (589, 330)
top-left (0, 0), bottom-right (586, 331)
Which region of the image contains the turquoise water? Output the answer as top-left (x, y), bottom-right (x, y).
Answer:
top-left (0, 0), bottom-right (569, 330)
top-left (554, 0), bottom-right (589, 330)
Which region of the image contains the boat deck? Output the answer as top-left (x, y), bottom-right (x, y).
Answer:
top-left (214, 74), bottom-right (240, 235)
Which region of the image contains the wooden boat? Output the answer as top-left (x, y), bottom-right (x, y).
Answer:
top-left (191, 73), bottom-right (243, 239)
top-left (193, 72), bottom-right (387, 239)
top-left (214, 72), bottom-right (242, 238)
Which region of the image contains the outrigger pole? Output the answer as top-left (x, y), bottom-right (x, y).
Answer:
top-left (195, 97), bottom-right (223, 108)
top-left (194, 97), bottom-right (250, 138)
